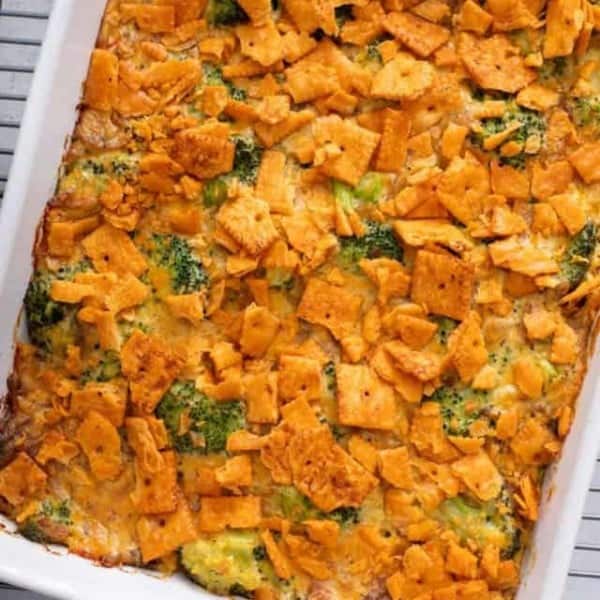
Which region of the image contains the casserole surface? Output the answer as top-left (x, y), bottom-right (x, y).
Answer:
top-left (1, 1), bottom-right (600, 600)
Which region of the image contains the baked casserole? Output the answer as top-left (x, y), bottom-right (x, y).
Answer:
top-left (1, 0), bottom-right (599, 598)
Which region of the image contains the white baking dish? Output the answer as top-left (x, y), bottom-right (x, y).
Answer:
top-left (0, 1), bottom-right (599, 599)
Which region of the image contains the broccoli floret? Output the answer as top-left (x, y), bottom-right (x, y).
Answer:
top-left (471, 103), bottom-right (545, 169)
top-left (41, 499), bottom-right (71, 524)
top-left (203, 177), bottom-right (228, 208)
top-left (80, 350), bottom-right (122, 384)
top-left (538, 57), bottom-right (567, 80)
top-left (156, 380), bottom-right (245, 454)
top-left (232, 136), bottom-right (263, 184)
top-left (19, 499), bottom-right (72, 545)
top-left (276, 486), bottom-right (317, 522)
top-left (561, 221), bottom-right (597, 290)
top-left (537, 56), bottom-right (574, 84)
top-left (323, 361), bottom-right (336, 393)
top-left (489, 344), bottom-right (513, 374)
top-left (181, 531), bottom-right (272, 597)
top-left (332, 172), bottom-right (384, 208)
top-left (252, 545), bottom-right (267, 561)
top-left (329, 506), bottom-right (360, 526)
top-left (436, 492), bottom-right (521, 559)
top-left (19, 520), bottom-right (50, 543)
top-left (337, 221), bottom-right (403, 270)
top-left (434, 317), bottom-right (458, 346)
top-left (80, 152), bottom-right (138, 181)
top-left (275, 486), bottom-right (359, 526)
top-left (265, 267), bottom-right (295, 291)
top-left (202, 63), bottom-right (247, 101)
top-left (201, 137), bottom-right (262, 195)
top-left (81, 160), bottom-right (105, 175)
top-left (429, 386), bottom-right (487, 436)
top-left (148, 234), bottom-right (209, 295)
top-left (206, 0), bottom-right (249, 26)
top-left (568, 96), bottom-right (600, 132)
top-left (335, 4), bottom-right (353, 28)
top-left (24, 263), bottom-right (89, 352)
top-left (365, 41), bottom-right (383, 64)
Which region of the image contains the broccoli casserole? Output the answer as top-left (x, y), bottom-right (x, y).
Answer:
top-left (1, 0), bottom-right (600, 598)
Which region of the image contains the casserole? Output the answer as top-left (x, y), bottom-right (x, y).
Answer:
top-left (0, 1), bottom-right (600, 599)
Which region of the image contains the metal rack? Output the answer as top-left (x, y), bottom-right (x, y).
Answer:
top-left (0, 0), bottom-right (598, 597)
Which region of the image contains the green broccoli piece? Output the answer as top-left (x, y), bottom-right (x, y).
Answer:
top-left (81, 160), bottom-right (105, 175)
top-left (202, 63), bottom-right (247, 101)
top-left (561, 221), bottom-right (597, 290)
top-left (181, 531), bottom-right (273, 597)
top-left (19, 520), bottom-right (50, 544)
top-left (537, 56), bottom-right (570, 82)
top-left (41, 499), bottom-right (71, 524)
top-left (203, 177), bottom-right (228, 208)
top-left (80, 350), bottom-right (122, 384)
top-left (568, 96), bottom-right (600, 131)
top-left (252, 545), bottom-right (267, 561)
top-left (365, 41), bottom-right (383, 64)
top-left (202, 137), bottom-right (262, 194)
top-left (265, 267), bottom-right (295, 291)
top-left (471, 103), bottom-right (545, 169)
top-left (335, 4), bottom-right (353, 28)
top-left (337, 221), bottom-right (403, 270)
top-left (156, 380), bottom-right (245, 453)
top-left (24, 262), bottom-right (90, 352)
top-left (433, 317), bottom-right (458, 346)
top-left (489, 344), bottom-right (513, 374)
top-left (436, 492), bottom-right (521, 559)
top-left (332, 172), bottom-right (384, 208)
top-left (276, 486), bottom-right (318, 522)
top-left (19, 499), bottom-right (72, 545)
top-left (148, 234), bottom-right (209, 295)
top-left (329, 506), bottom-right (360, 526)
top-left (429, 386), bottom-right (487, 436)
top-left (80, 152), bottom-right (138, 181)
top-left (323, 361), bottom-right (336, 393)
top-left (274, 486), bottom-right (359, 526)
top-left (231, 136), bottom-right (263, 184)
top-left (206, 0), bottom-right (249, 26)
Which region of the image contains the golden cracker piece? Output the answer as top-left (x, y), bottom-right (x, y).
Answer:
top-left (172, 128), bottom-right (235, 179)
top-left (383, 341), bottom-right (445, 381)
top-left (382, 11), bottom-right (450, 58)
top-left (82, 223), bottom-right (148, 277)
top-left (569, 142), bottom-right (600, 183)
top-left (543, 0), bottom-right (585, 58)
top-left (336, 364), bottom-right (397, 430)
top-left (394, 219), bottom-right (474, 254)
top-left (237, 0), bottom-right (272, 23)
top-left (488, 237), bottom-right (559, 277)
top-left (288, 426), bottom-right (378, 512)
top-left (313, 116), bottom-right (381, 186)
top-left (84, 49), bottom-right (118, 111)
top-left (297, 278), bottom-right (362, 340)
top-left (375, 108), bottom-right (411, 172)
top-left (451, 451), bottom-right (503, 501)
top-left (371, 53), bottom-right (434, 101)
top-left (216, 193), bottom-right (279, 256)
top-left (235, 19), bottom-right (284, 67)
top-left (256, 150), bottom-right (293, 214)
top-left (410, 250), bottom-right (475, 320)
top-left (278, 355), bottom-right (323, 402)
top-left (447, 310), bottom-right (488, 383)
top-left (458, 33), bottom-right (537, 93)
top-left (285, 62), bottom-right (340, 104)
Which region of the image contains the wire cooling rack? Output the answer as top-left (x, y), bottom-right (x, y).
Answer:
top-left (0, 0), bottom-right (599, 598)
